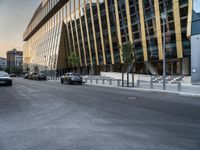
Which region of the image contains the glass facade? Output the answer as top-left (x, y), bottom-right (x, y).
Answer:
top-left (193, 0), bottom-right (200, 13)
top-left (23, 0), bottom-right (192, 75)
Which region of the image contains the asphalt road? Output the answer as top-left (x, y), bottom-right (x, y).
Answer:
top-left (0, 78), bottom-right (200, 150)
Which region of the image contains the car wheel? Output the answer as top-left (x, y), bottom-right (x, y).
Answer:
top-left (61, 79), bottom-right (64, 84)
top-left (79, 81), bottom-right (82, 85)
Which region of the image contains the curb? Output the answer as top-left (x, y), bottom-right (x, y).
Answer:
top-left (84, 83), bottom-right (200, 98)
top-left (47, 80), bottom-right (200, 98)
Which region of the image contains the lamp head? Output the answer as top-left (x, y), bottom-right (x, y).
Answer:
top-left (161, 12), bottom-right (167, 20)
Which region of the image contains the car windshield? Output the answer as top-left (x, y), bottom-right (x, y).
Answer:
top-left (66, 73), bottom-right (79, 76)
top-left (71, 73), bottom-right (79, 76)
top-left (0, 73), bottom-right (9, 77)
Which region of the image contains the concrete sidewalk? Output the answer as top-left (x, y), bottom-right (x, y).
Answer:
top-left (83, 80), bottom-right (200, 98)
top-left (48, 78), bottom-right (200, 97)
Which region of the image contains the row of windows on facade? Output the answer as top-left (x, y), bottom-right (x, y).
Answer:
top-left (24, 0), bottom-right (60, 38)
top-left (26, 0), bottom-right (188, 39)
top-left (25, 0), bottom-right (190, 68)
top-left (66, 0), bottom-right (190, 63)
top-left (27, 0), bottom-right (189, 42)
top-left (26, 23), bottom-right (62, 69)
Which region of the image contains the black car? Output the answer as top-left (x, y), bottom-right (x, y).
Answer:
top-left (10, 74), bottom-right (17, 77)
top-left (61, 73), bottom-right (82, 85)
top-left (28, 72), bottom-right (38, 80)
top-left (0, 72), bottom-right (12, 86)
top-left (24, 73), bottom-right (30, 79)
top-left (35, 73), bottom-right (47, 80)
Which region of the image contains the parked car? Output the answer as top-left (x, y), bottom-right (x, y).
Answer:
top-left (10, 74), bottom-right (16, 77)
top-left (24, 73), bottom-right (30, 79)
top-left (61, 73), bottom-right (82, 85)
top-left (35, 73), bottom-right (47, 80)
top-left (29, 72), bottom-right (38, 80)
top-left (0, 71), bottom-right (12, 86)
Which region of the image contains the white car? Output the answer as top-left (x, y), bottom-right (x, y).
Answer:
top-left (0, 71), bottom-right (12, 86)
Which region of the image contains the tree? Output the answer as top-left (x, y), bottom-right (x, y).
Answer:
top-left (5, 66), bottom-right (23, 75)
top-left (122, 42), bottom-right (135, 87)
top-left (33, 65), bottom-right (39, 73)
top-left (68, 52), bottom-right (80, 72)
top-left (26, 66), bottom-right (30, 72)
top-left (11, 66), bottom-right (23, 74)
top-left (122, 42), bottom-right (134, 66)
top-left (5, 67), bottom-right (10, 74)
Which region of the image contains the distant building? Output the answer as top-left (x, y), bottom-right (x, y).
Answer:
top-left (0, 57), bottom-right (7, 69)
top-left (15, 55), bottom-right (23, 68)
top-left (7, 49), bottom-right (23, 68)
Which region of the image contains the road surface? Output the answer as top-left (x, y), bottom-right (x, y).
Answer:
top-left (0, 78), bottom-right (200, 150)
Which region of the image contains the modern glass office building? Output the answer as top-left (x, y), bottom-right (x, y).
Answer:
top-left (23, 0), bottom-right (195, 76)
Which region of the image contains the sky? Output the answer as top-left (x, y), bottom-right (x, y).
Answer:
top-left (193, 0), bottom-right (200, 13)
top-left (0, 0), bottom-right (41, 58)
top-left (0, 0), bottom-right (199, 58)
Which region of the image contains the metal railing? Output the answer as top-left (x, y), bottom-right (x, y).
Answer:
top-left (83, 75), bottom-right (122, 87)
top-left (137, 75), bottom-right (183, 92)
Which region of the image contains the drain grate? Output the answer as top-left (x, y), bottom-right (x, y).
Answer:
top-left (127, 97), bottom-right (136, 100)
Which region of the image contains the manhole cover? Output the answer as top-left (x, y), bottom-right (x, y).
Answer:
top-left (127, 97), bottom-right (136, 100)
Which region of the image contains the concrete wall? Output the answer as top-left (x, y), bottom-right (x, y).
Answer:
top-left (101, 72), bottom-right (151, 82)
top-left (191, 34), bottom-right (200, 85)
top-left (100, 72), bottom-right (191, 84)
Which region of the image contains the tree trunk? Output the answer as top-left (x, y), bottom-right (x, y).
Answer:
top-left (127, 69), bottom-right (129, 87)
top-left (122, 66), bottom-right (124, 87)
top-left (132, 64), bottom-right (134, 87)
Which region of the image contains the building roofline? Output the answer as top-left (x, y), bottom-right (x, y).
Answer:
top-left (26, 3), bottom-right (43, 28)
top-left (23, 0), bottom-right (69, 41)
top-left (0, 57), bottom-right (6, 60)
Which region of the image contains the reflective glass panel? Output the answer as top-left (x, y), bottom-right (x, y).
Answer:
top-left (193, 0), bottom-right (200, 13)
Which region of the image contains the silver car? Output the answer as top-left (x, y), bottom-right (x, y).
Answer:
top-left (0, 71), bottom-right (12, 86)
top-left (61, 73), bottom-right (82, 85)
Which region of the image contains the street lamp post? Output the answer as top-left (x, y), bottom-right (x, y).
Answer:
top-left (161, 2), bottom-right (167, 90)
top-left (44, 56), bottom-right (47, 76)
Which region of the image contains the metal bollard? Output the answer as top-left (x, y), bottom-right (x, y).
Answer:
top-left (85, 79), bottom-right (88, 83)
top-left (96, 79), bottom-right (98, 84)
top-left (137, 80), bottom-right (140, 87)
top-left (109, 79), bottom-right (112, 85)
top-left (102, 79), bottom-right (105, 84)
top-left (150, 78), bottom-right (153, 89)
top-left (117, 80), bottom-right (120, 87)
top-left (90, 79), bottom-right (93, 84)
top-left (177, 81), bottom-right (181, 91)
top-left (122, 72), bottom-right (124, 87)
